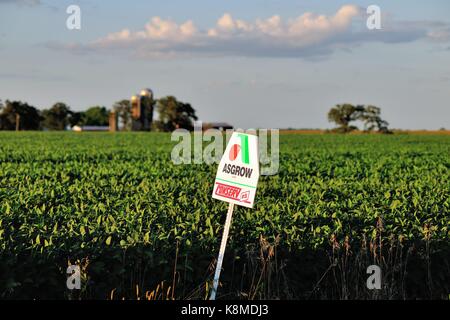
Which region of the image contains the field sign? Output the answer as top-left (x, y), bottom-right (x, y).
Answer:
top-left (212, 132), bottom-right (260, 208)
top-left (210, 132), bottom-right (259, 300)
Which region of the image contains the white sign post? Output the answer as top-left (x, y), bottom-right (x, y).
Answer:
top-left (210, 132), bottom-right (259, 300)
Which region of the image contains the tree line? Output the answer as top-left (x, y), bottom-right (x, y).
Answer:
top-left (0, 96), bottom-right (198, 131)
top-left (0, 98), bottom-right (389, 133)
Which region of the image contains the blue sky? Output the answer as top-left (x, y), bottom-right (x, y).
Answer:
top-left (0, 0), bottom-right (449, 129)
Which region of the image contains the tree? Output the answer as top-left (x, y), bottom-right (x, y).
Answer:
top-left (361, 105), bottom-right (390, 133)
top-left (0, 100), bottom-right (41, 130)
top-left (113, 100), bottom-right (131, 131)
top-left (156, 96), bottom-right (198, 131)
top-left (146, 100), bottom-right (156, 129)
top-left (42, 102), bottom-right (72, 130)
top-left (327, 104), bottom-right (365, 133)
top-left (69, 111), bottom-right (86, 127)
top-left (327, 104), bottom-right (390, 133)
top-left (83, 106), bottom-right (109, 126)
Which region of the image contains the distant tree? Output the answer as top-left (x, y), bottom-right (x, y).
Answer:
top-left (151, 120), bottom-right (165, 132)
top-left (145, 99), bottom-right (157, 130)
top-left (83, 106), bottom-right (109, 126)
top-left (42, 102), bottom-right (73, 130)
top-left (328, 104), bottom-right (390, 133)
top-left (156, 96), bottom-right (198, 131)
top-left (113, 100), bottom-right (131, 131)
top-left (361, 105), bottom-right (390, 133)
top-left (69, 111), bottom-right (86, 127)
top-left (0, 100), bottom-right (41, 130)
top-left (327, 104), bottom-right (365, 133)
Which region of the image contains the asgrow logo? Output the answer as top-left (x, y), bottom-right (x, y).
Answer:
top-left (229, 134), bottom-right (249, 164)
top-left (229, 144), bottom-right (241, 161)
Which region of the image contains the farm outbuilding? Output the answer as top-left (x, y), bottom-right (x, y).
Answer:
top-left (72, 125), bottom-right (109, 132)
top-left (202, 122), bottom-right (233, 131)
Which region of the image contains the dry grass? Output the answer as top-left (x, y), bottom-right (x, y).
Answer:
top-left (279, 129), bottom-right (450, 135)
top-left (279, 130), bottom-right (325, 135)
top-left (392, 129), bottom-right (450, 135)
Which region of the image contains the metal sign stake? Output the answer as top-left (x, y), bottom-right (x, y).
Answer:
top-left (210, 203), bottom-right (235, 300)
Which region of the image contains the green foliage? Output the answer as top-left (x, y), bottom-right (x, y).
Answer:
top-left (113, 100), bottom-right (132, 131)
top-left (83, 106), bottom-right (110, 126)
top-left (68, 112), bottom-right (85, 127)
top-left (328, 104), bottom-right (365, 132)
top-left (328, 104), bottom-right (390, 133)
top-left (361, 105), bottom-right (390, 133)
top-left (41, 102), bottom-right (72, 130)
top-left (156, 96), bottom-right (198, 131)
top-left (0, 133), bottom-right (448, 299)
top-left (0, 100), bottom-right (42, 130)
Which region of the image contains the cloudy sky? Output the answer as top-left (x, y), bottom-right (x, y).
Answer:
top-left (0, 0), bottom-right (449, 129)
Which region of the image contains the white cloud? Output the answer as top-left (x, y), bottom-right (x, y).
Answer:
top-left (96, 17), bottom-right (197, 43)
top-left (428, 27), bottom-right (450, 42)
top-left (217, 13), bottom-right (236, 31)
top-left (52, 5), bottom-right (450, 59)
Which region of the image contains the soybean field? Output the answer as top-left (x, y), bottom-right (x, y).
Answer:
top-left (0, 132), bottom-right (449, 299)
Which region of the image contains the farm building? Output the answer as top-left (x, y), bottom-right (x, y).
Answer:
top-left (72, 125), bottom-right (110, 132)
top-left (202, 122), bottom-right (233, 131)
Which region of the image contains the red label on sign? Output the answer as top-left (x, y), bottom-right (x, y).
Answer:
top-left (214, 182), bottom-right (252, 204)
top-left (214, 182), bottom-right (241, 201)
